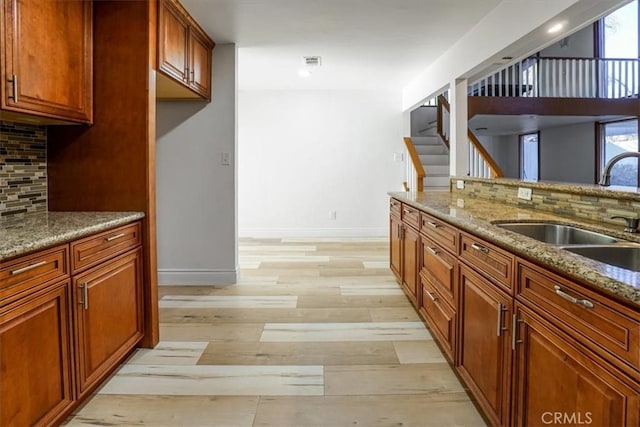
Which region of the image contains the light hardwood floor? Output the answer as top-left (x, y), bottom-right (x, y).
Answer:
top-left (64, 238), bottom-right (486, 426)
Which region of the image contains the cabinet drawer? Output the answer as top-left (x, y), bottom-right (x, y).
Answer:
top-left (517, 261), bottom-right (640, 374)
top-left (420, 213), bottom-right (457, 254)
top-left (401, 204), bottom-right (420, 230)
top-left (420, 276), bottom-right (455, 361)
top-left (421, 237), bottom-right (457, 308)
top-left (0, 246), bottom-right (69, 306)
top-left (390, 198), bottom-right (401, 218)
top-left (71, 222), bottom-right (141, 274)
top-left (459, 232), bottom-right (514, 294)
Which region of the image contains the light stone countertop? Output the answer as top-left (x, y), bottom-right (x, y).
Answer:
top-left (0, 211), bottom-right (145, 262)
top-left (389, 191), bottom-right (640, 308)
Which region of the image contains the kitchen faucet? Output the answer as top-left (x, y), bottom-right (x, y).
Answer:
top-left (599, 151), bottom-right (640, 186)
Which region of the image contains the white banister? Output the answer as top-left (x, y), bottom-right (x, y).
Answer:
top-left (469, 56), bottom-right (639, 99)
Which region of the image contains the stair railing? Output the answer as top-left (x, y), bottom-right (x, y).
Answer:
top-left (403, 137), bottom-right (425, 192)
top-left (436, 95), bottom-right (451, 149)
top-left (468, 56), bottom-right (639, 99)
top-left (468, 130), bottom-right (504, 178)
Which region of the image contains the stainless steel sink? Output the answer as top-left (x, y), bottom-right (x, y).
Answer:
top-left (493, 222), bottom-right (619, 245)
top-left (563, 246), bottom-right (640, 272)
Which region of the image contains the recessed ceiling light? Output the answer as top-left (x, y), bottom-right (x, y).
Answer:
top-left (547, 23), bottom-right (564, 34)
top-left (298, 69), bottom-right (312, 78)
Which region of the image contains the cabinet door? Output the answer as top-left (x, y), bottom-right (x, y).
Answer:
top-left (402, 225), bottom-right (420, 307)
top-left (390, 215), bottom-right (402, 281)
top-left (513, 305), bottom-right (640, 427)
top-left (2, 0), bottom-right (92, 123)
top-left (458, 264), bottom-right (512, 427)
top-left (188, 28), bottom-right (212, 99)
top-left (74, 249), bottom-right (143, 396)
top-left (158, 0), bottom-right (189, 84)
top-left (0, 280), bottom-right (74, 427)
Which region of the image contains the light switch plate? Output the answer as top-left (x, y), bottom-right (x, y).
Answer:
top-left (456, 180), bottom-right (465, 190)
top-left (517, 187), bottom-right (532, 200)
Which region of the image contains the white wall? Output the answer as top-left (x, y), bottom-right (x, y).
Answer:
top-left (156, 44), bottom-right (238, 285)
top-left (238, 90), bottom-right (405, 237)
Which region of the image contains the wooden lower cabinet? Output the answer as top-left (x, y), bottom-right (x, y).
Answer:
top-left (390, 215), bottom-right (402, 281)
top-left (512, 304), bottom-right (640, 427)
top-left (401, 224), bottom-right (420, 307)
top-left (0, 280), bottom-right (74, 427)
top-left (458, 264), bottom-right (512, 427)
top-left (74, 248), bottom-right (143, 396)
top-left (420, 274), bottom-right (456, 361)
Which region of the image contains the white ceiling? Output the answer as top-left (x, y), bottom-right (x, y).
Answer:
top-left (180, 0), bottom-right (503, 90)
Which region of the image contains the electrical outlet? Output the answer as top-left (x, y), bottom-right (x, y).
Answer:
top-left (517, 187), bottom-right (532, 200)
top-left (457, 198), bottom-right (465, 208)
top-left (329, 211), bottom-right (337, 220)
top-left (456, 180), bottom-right (465, 190)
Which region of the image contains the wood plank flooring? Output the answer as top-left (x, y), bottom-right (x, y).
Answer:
top-left (64, 238), bottom-right (485, 426)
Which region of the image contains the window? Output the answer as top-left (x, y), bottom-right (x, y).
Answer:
top-left (601, 119), bottom-right (639, 187)
top-left (598, 0), bottom-right (639, 98)
top-left (520, 133), bottom-right (539, 181)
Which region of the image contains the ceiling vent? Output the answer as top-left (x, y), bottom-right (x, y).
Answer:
top-left (304, 56), bottom-right (322, 67)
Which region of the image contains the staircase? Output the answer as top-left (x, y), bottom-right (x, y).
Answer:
top-left (410, 106), bottom-right (450, 189)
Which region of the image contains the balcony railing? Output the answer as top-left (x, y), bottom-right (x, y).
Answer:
top-left (469, 56), bottom-right (639, 99)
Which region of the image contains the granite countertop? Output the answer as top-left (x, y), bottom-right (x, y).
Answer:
top-left (389, 191), bottom-right (640, 307)
top-left (0, 211), bottom-right (145, 262)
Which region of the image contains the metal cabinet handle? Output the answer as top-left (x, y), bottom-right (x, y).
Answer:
top-left (79, 282), bottom-right (89, 310)
top-left (10, 260), bottom-right (47, 275)
top-left (105, 233), bottom-right (126, 242)
top-left (427, 247), bottom-right (439, 255)
top-left (471, 243), bottom-right (489, 253)
top-left (427, 221), bottom-right (439, 229)
top-left (183, 67), bottom-right (190, 82)
top-left (427, 291), bottom-right (438, 302)
top-left (512, 314), bottom-right (523, 350)
top-left (496, 303), bottom-right (508, 336)
top-left (8, 74), bottom-right (18, 102)
top-left (191, 69), bottom-right (195, 83)
top-left (554, 286), bottom-right (594, 309)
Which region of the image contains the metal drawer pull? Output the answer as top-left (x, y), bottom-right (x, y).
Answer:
top-left (427, 221), bottom-right (439, 228)
top-left (471, 243), bottom-right (489, 253)
top-left (79, 282), bottom-right (89, 310)
top-left (512, 314), bottom-right (523, 349)
top-left (554, 286), bottom-right (594, 309)
top-left (404, 209), bottom-right (414, 215)
top-left (496, 303), bottom-right (507, 336)
top-left (105, 233), bottom-right (126, 242)
top-left (427, 247), bottom-right (440, 255)
top-left (427, 291), bottom-right (438, 302)
top-left (11, 260), bottom-right (47, 275)
top-left (8, 75), bottom-right (18, 102)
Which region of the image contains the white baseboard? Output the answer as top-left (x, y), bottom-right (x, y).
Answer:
top-left (238, 227), bottom-right (387, 238)
top-left (158, 268), bottom-right (238, 285)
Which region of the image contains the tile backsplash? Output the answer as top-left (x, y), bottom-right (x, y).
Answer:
top-left (0, 121), bottom-right (47, 216)
top-left (451, 177), bottom-right (640, 228)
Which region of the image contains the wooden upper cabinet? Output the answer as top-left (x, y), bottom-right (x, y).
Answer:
top-left (157, 0), bottom-right (215, 101)
top-left (1, 0), bottom-right (93, 123)
top-left (189, 28), bottom-right (212, 97)
top-left (158, 0), bottom-right (189, 83)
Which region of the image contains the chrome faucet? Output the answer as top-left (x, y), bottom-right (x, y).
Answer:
top-left (599, 151), bottom-right (640, 186)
